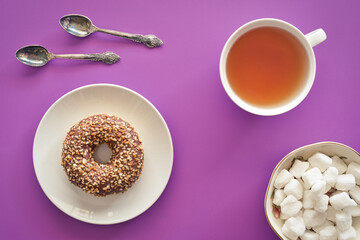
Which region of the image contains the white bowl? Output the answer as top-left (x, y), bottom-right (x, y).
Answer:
top-left (264, 142), bottom-right (360, 239)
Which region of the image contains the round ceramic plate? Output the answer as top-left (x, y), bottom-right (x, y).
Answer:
top-left (33, 84), bottom-right (173, 224)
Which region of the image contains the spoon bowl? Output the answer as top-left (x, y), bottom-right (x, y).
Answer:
top-left (59, 14), bottom-right (95, 37)
top-left (15, 45), bottom-right (51, 66)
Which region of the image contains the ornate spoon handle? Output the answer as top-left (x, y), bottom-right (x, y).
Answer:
top-left (96, 28), bottom-right (163, 48)
top-left (53, 51), bottom-right (120, 64)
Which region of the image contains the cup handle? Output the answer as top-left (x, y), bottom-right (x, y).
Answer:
top-left (305, 29), bottom-right (327, 47)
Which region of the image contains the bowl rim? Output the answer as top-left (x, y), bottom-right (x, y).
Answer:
top-left (264, 141), bottom-right (360, 239)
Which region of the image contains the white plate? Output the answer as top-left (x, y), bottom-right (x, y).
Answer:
top-left (33, 84), bottom-right (173, 225)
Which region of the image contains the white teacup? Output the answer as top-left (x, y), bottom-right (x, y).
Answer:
top-left (219, 18), bottom-right (326, 116)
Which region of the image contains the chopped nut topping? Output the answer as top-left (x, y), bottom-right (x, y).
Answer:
top-left (61, 114), bottom-right (144, 197)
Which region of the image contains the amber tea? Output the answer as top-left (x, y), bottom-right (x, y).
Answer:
top-left (226, 27), bottom-right (309, 107)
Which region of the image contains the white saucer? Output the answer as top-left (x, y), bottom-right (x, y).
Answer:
top-left (33, 84), bottom-right (173, 224)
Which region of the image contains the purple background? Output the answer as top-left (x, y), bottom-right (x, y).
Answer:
top-left (1, 0), bottom-right (360, 239)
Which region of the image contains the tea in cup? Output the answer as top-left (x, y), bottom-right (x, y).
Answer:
top-left (219, 18), bottom-right (326, 116)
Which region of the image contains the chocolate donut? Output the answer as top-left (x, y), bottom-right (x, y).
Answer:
top-left (61, 114), bottom-right (144, 197)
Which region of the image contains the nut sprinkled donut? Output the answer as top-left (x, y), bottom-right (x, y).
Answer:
top-left (61, 114), bottom-right (144, 197)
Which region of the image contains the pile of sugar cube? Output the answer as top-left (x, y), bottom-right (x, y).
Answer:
top-left (272, 152), bottom-right (360, 240)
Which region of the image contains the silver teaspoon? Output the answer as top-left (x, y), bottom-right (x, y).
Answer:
top-left (59, 14), bottom-right (163, 48)
top-left (15, 45), bottom-right (120, 67)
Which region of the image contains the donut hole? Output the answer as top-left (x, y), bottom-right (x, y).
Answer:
top-left (93, 143), bottom-right (113, 164)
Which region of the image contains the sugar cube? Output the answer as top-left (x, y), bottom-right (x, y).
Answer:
top-left (319, 226), bottom-right (337, 240)
top-left (303, 209), bottom-right (326, 228)
top-left (325, 183), bottom-right (332, 193)
top-left (298, 178), bottom-right (305, 189)
top-left (303, 168), bottom-right (323, 189)
top-left (282, 216), bottom-right (305, 240)
top-left (308, 152), bottom-right (332, 172)
top-left (322, 167), bottom-right (338, 187)
top-left (281, 209), bottom-right (303, 220)
top-left (314, 195), bottom-right (329, 213)
top-left (273, 189), bottom-right (286, 206)
top-left (313, 220), bottom-right (334, 233)
top-left (335, 211), bottom-right (352, 232)
top-left (330, 190), bottom-right (342, 197)
top-left (331, 155), bottom-right (347, 174)
top-left (338, 226), bottom-right (356, 240)
top-left (303, 190), bottom-right (315, 209)
top-left (280, 195), bottom-right (302, 217)
top-left (326, 206), bottom-right (337, 222)
top-left (284, 179), bottom-right (303, 200)
top-left (302, 178), bottom-right (311, 190)
top-left (300, 230), bottom-right (319, 240)
top-left (346, 162), bottom-right (360, 185)
top-left (344, 205), bottom-right (360, 217)
top-left (349, 185), bottom-right (360, 204)
top-left (280, 211), bottom-right (290, 220)
top-left (336, 174), bottom-right (356, 191)
top-left (275, 169), bottom-right (293, 189)
top-left (290, 160), bottom-right (310, 178)
top-left (310, 180), bottom-right (327, 197)
top-left (329, 192), bottom-right (357, 210)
